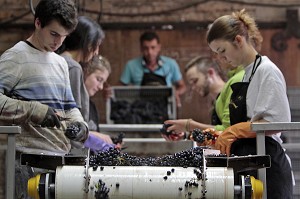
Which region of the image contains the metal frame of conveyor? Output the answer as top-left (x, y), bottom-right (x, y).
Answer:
top-left (251, 122), bottom-right (300, 199)
top-left (0, 126), bottom-right (21, 199)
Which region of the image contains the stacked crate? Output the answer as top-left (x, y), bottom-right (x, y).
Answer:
top-left (105, 86), bottom-right (190, 156)
top-left (106, 86), bottom-right (177, 124)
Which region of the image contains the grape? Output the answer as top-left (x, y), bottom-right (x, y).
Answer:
top-left (191, 128), bottom-right (215, 144)
top-left (89, 147), bottom-right (206, 168)
top-left (65, 123), bottom-right (81, 139)
top-left (160, 123), bottom-right (173, 135)
top-left (89, 146), bottom-right (228, 199)
top-left (111, 132), bottom-right (125, 145)
top-left (94, 179), bottom-right (110, 199)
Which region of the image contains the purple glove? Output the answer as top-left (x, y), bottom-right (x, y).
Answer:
top-left (84, 133), bottom-right (114, 152)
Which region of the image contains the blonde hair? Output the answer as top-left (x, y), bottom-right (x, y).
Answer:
top-left (82, 55), bottom-right (111, 79)
top-left (185, 56), bottom-right (226, 80)
top-left (207, 9), bottom-right (263, 51)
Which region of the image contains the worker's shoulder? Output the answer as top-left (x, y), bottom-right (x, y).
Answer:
top-left (160, 55), bottom-right (177, 63)
top-left (159, 56), bottom-right (179, 68)
top-left (125, 56), bottom-right (143, 66)
top-left (1, 41), bottom-right (28, 57)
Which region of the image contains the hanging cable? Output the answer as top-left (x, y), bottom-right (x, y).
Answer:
top-left (82, 0), bottom-right (300, 17)
top-left (29, 0), bottom-right (35, 16)
top-left (97, 0), bottom-right (103, 23)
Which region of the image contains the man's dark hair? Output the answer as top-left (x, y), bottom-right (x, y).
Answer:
top-left (34, 0), bottom-right (78, 32)
top-left (140, 31), bottom-right (160, 44)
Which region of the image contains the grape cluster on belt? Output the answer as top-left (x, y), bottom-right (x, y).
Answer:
top-left (94, 179), bottom-right (110, 199)
top-left (90, 147), bottom-right (205, 168)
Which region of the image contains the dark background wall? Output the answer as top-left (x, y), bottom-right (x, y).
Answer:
top-left (1, 0), bottom-right (300, 123)
top-left (0, 1), bottom-right (300, 197)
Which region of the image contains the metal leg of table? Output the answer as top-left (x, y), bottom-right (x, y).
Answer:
top-left (0, 126), bottom-right (21, 199)
top-left (256, 130), bottom-right (267, 199)
top-left (6, 134), bottom-right (16, 199)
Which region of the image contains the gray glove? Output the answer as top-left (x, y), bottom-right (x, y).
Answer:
top-left (65, 122), bottom-right (88, 142)
top-left (41, 107), bottom-right (61, 128)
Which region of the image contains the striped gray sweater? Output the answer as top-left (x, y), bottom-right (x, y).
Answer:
top-left (0, 41), bottom-right (85, 155)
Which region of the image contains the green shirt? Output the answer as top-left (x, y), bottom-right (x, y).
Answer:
top-left (214, 66), bottom-right (245, 131)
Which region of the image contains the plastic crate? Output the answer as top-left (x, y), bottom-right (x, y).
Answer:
top-left (106, 86), bottom-right (177, 124)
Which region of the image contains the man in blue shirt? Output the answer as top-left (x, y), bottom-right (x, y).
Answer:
top-left (120, 31), bottom-right (186, 107)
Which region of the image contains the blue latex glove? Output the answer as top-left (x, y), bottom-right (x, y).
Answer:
top-left (84, 133), bottom-right (114, 153)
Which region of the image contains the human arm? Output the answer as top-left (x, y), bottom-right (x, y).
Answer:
top-left (215, 122), bottom-right (256, 155)
top-left (174, 79), bottom-right (186, 107)
top-left (246, 58), bottom-right (290, 123)
top-left (90, 131), bottom-right (113, 144)
top-left (68, 62), bottom-right (90, 121)
top-left (102, 83), bottom-right (113, 99)
top-left (169, 59), bottom-right (186, 107)
top-left (0, 51), bottom-right (51, 126)
top-left (164, 119), bottom-right (214, 134)
top-left (162, 119), bottom-right (214, 142)
top-left (68, 65), bottom-right (83, 109)
top-left (84, 132), bottom-right (114, 152)
top-left (161, 131), bottom-right (186, 142)
top-left (214, 69), bottom-right (244, 131)
top-left (0, 93), bottom-right (51, 126)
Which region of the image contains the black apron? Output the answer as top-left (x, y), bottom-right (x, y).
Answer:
top-left (141, 72), bottom-right (167, 86)
top-left (141, 57), bottom-right (167, 86)
top-left (229, 55), bottom-right (293, 198)
top-left (211, 94), bottom-right (222, 125)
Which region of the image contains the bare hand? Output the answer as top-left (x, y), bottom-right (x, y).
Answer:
top-left (162, 131), bottom-right (185, 141)
top-left (164, 119), bottom-right (189, 133)
top-left (102, 83), bottom-right (113, 99)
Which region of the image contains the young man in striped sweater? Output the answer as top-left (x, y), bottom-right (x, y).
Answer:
top-left (0, 0), bottom-right (88, 198)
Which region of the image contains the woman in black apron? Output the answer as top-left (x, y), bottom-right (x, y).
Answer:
top-left (141, 72), bottom-right (167, 86)
top-left (229, 55), bottom-right (293, 198)
top-left (207, 9), bottom-right (293, 199)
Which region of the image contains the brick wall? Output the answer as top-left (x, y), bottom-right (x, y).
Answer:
top-left (1, 0), bottom-right (297, 24)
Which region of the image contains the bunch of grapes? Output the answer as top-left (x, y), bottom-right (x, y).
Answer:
top-left (65, 123), bottom-right (81, 140)
top-left (94, 179), bottom-right (110, 199)
top-left (191, 128), bottom-right (215, 144)
top-left (111, 132), bottom-right (125, 145)
top-left (159, 123), bottom-right (173, 136)
top-left (89, 147), bottom-right (205, 168)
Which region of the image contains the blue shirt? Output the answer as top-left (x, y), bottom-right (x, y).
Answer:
top-left (120, 56), bottom-right (182, 86)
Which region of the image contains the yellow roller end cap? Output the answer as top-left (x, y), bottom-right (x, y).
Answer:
top-left (27, 174), bottom-right (41, 199)
top-left (250, 176), bottom-right (263, 199)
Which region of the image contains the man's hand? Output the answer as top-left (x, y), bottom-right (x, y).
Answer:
top-left (160, 123), bottom-right (185, 141)
top-left (65, 122), bottom-right (89, 142)
top-left (102, 83), bottom-right (113, 99)
top-left (164, 119), bottom-right (191, 133)
top-left (40, 107), bottom-right (61, 128)
top-left (215, 122), bottom-right (255, 156)
top-left (175, 92), bottom-right (182, 107)
top-left (162, 131), bottom-right (185, 141)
